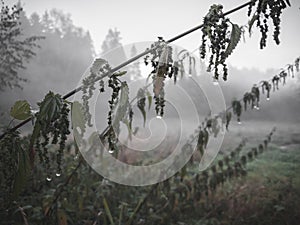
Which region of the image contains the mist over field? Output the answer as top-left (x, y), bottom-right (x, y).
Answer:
top-left (1, 1), bottom-right (300, 224)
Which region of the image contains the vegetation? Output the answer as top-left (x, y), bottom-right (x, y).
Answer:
top-left (0, 0), bottom-right (299, 224)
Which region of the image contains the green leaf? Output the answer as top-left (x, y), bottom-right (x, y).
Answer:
top-left (146, 90), bottom-right (152, 110)
top-left (137, 88), bottom-right (146, 127)
top-left (10, 100), bottom-right (31, 120)
top-left (119, 82), bottom-right (129, 107)
top-left (38, 91), bottom-right (63, 123)
top-left (248, 14), bottom-right (259, 35)
top-left (29, 92), bottom-right (63, 161)
top-left (114, 82), bottom-right (129, 127)
top-left (71, 101), bottom-right (86, 136)
top-left (122, 119), bottom-right (132, 140)
top-left (153, 76), bottom-right (165, 97)
top-left (224, 23), bottom-right (242, 59)
top-left (113, 71), bottom-right (127, 77)
top-left (103, 197), bottom-right (115, 225)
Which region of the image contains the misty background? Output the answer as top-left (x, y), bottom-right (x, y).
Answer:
top-left (1, 0), bottom-right (300, 137)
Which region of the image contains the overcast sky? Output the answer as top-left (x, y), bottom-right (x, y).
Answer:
top-left (7, 0), bottom-right (300, 72)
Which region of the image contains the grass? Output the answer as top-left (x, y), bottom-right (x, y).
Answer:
top-left (191, 128), bottom-right (300, 225)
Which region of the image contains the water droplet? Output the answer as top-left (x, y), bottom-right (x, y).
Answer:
top-left (266, 98), bottom-right (270, 101)
top-left (46, 176), bottom-right (52, 182)
top-left (30, 109), bottom-right (39, 114)
top-left (56, 172), bottom-right (61, 177)
top-left (108, 149), bottom-right (114, 154)
top-left (213, 80), bottom-right (219, 85)
top-left (156, 115), bottom-right (162, 119)
top-left (74, 154), bottom-right (79, 160)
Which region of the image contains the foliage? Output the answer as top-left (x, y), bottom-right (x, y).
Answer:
top-left (200, 4), bottom-right (241, 81)
top-left (10, 100), bottom-right (31, 120)
top-left (0, 1), bottom-right (43, 90)
top-left (30, 91), bottom-right (70, 177)
top-left (248, 0), bottom-right (291, 49)
top-left (144, 38), bottom-right (173, 117)
top-left (1, 128), bottom-right (283, 225)
top-left (81, 58), bottom-right (111, 126)
top-left (0, 131), bottom-right (30, 210)
top-left (0, 2), bottom-right (298, 224)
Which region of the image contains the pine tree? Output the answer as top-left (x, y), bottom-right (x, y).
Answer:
top-left (128, 44), bottom-right (142, 80)
top-left (100, 28), bottom-right (127, 67)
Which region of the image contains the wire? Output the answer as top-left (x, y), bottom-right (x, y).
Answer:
top-left (0, 0), bottom-right (257, 140)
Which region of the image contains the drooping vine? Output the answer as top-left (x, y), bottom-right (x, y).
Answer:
top-left (272, 75), bottom-right (280, 91)
top-left (144, 38), bottom-right (176, 117)
top-left (248, 0), bottom-right (291, 49)
top-left (29, 91), bottom-right (70, 178)
top-left (261, 80), bottom-right (271, 100)
top-left (197, 127), bottom-right (209, 156)
top-left (81, 59), bottom-right (111, 126)
top-left (295, 57), bottom-right (300, 72)
top-left (232, 100), bottom-right (242, 122)
top-left (200, 4), bottom-right (242, 81)
top-left (106, 72), bottom-right (128, 153)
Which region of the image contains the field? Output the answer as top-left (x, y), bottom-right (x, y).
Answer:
top-left (2, 120), bottom-right (300, 225)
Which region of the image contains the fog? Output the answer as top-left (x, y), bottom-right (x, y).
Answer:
top-left (1, 3), bottom-right (299, 141)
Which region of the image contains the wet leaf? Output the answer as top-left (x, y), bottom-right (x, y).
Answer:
top-left (10, 100), bottom-right (31, 120)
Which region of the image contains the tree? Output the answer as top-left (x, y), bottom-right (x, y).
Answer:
top-left (101, 28), bottom-right (127, 67)
top-left (0, 8), bottom-right (95, 116)
top-left (128, 44), bottom-right (142, 80)
top-left (0, 1), bottom-right (42, 91)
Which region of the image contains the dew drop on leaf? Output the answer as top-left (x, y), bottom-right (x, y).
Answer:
top-left (74, 154), bottom-right (79, 161)
top-left (109, 149), bottom-right (114, 154)
top-left (56, 172), bottom-right (61, 177)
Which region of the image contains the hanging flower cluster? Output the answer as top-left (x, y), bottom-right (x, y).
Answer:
top-left (200, 4), bottom-right (242, 81)
top-left (30, 92), bottom-right (70, 177)
top-left (248, 0), bottom-right (291, 49)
